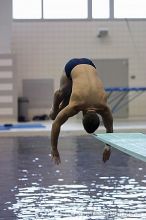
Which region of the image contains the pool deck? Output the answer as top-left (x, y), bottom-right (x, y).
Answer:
top-left (0, 117), bottom-right (146, 137)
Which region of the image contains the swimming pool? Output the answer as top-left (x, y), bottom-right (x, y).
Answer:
top-left (0, 135), bottom-right (146, 219)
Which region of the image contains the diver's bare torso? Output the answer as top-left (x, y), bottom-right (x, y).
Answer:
top-left (68, 64), bottom-right (108, 113)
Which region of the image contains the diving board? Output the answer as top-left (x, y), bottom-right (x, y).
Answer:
top-left (93, 133), bottom-right (146, 162)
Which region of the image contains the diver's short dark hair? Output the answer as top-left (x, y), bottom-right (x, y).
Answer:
top-left (82, 112), bottom-right (100, 133)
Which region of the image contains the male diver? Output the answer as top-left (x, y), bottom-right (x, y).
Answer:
top-left (49, 58), bottom-right (113, 164)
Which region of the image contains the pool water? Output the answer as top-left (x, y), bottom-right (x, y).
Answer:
top-left (0, 135), bottom-right (146, 219)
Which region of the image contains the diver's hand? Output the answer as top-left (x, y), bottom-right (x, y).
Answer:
top-left (51, 149), bottom-right (61, 165)
top-left (103, 144), bottom-right (111, 163)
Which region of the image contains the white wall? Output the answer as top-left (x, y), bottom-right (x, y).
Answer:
top-left (12, 20), bottom-right (146, 118)
top-left (0, 0), bottom-right (12, 53)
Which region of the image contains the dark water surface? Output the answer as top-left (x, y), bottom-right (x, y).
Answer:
top-left (0, 135), bottom-right (146, 220)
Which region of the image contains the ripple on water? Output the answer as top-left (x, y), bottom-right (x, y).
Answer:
top-left (7, 181), bottom-right (146, 220)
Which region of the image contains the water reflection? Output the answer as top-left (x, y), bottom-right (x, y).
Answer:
top-left (8, 180), bottom-right (146, 219)
top-left (0, 136), bottom-right (146, 219)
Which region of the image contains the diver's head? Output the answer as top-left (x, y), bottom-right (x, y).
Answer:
top-left (82, 111), bottom-right (100, 133)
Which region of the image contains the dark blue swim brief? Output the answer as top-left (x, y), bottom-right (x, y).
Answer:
top-left (64, 58), bottom-right (96, 79)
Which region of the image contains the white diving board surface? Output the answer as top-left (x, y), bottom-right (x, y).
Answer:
top-left (93, 133), bottom-right (146, 162)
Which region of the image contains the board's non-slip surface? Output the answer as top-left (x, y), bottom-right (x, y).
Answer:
top-left (94, 133), bottom-right (146, 162)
